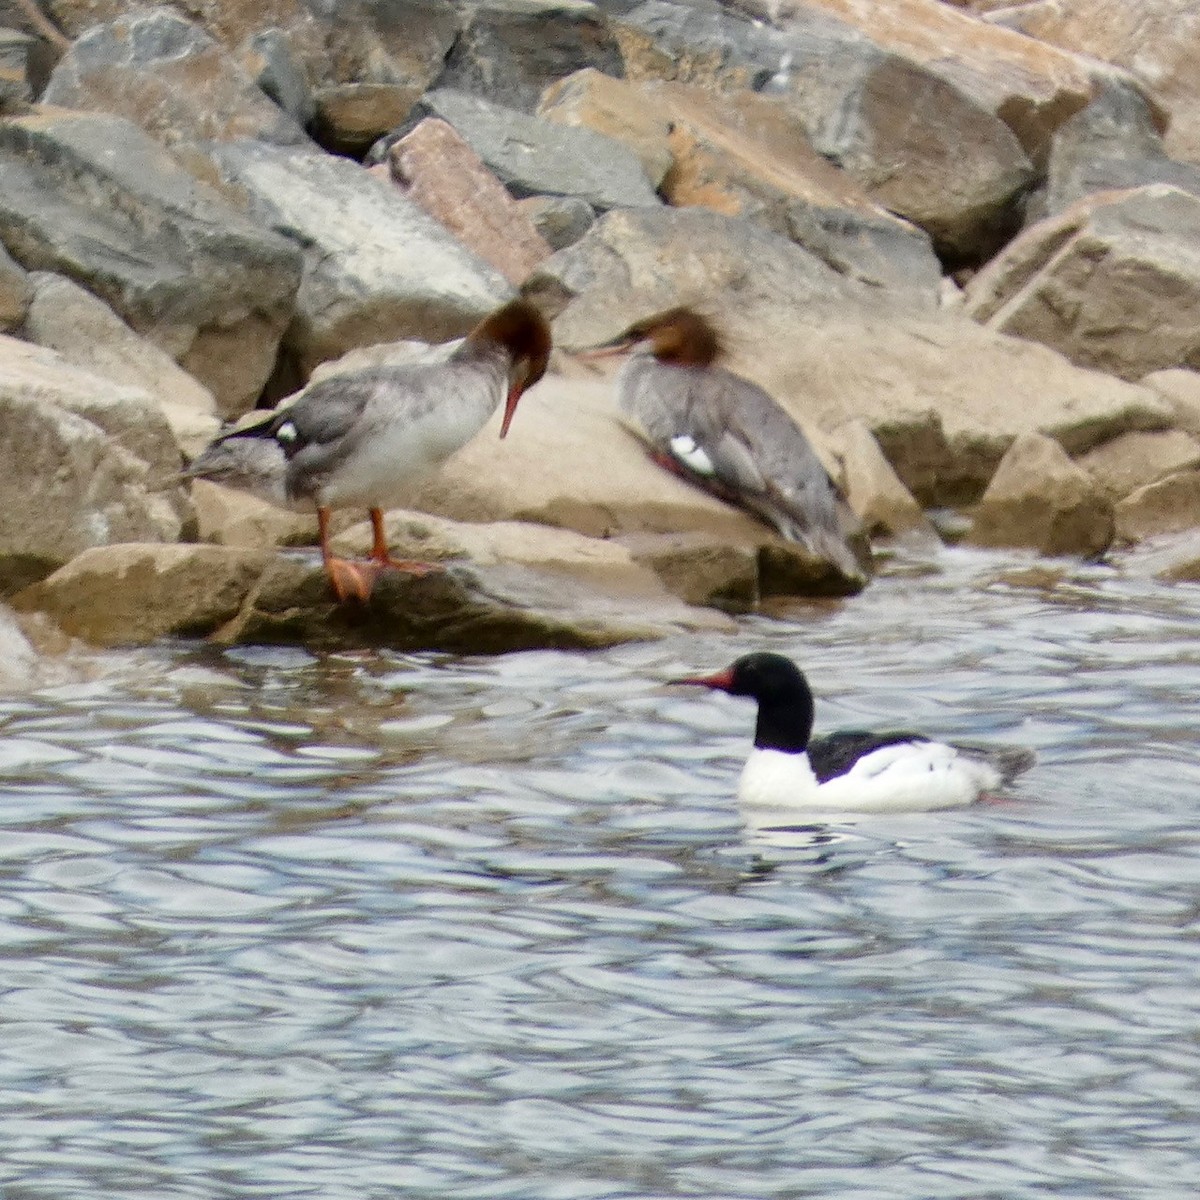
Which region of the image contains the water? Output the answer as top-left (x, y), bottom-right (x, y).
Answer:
top-left (1, 545), bottom-right (1199, 1198)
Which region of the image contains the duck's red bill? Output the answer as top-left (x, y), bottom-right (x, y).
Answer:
top-left (672, 668), bottom-right (736, 691)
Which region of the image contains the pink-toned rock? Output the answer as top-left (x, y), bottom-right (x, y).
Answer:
top-left (385, 117), bottom-right (553, 285)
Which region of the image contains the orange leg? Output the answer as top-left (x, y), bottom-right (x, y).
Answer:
top-left (318, 506), bottom-right (375, 603)
top-left (367, 508), bottom-right (441, 577)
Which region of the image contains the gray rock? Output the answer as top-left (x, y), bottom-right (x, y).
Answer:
top-left (1037, 80), bottom-right (1200, 221)
top-left (0, 110), bottom-right (302, 415)
top-left (411, 88), bottom-right (660, 211)
top-left (209, 140), bottom-right (513, 374)
top-left (438, 0), bottom-right (625, 113)
top-left (241, 27), bottom-right (316, 128)
top-left (516, 194), bottom-right (596, 250)
top-left (614, 0), bottom-right (1034, 262)
top-left (22, 272), bottom-right (221, 448)
top-left (527, 205), bottom-right (871, 348)
top-left (0, 238), bottom-right (29, 331)
top-left (0, 26), bottom-right (35, 108)
top-left (41, 8), bottom-right (312, 150)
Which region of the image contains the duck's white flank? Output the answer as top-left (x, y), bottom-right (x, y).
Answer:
top-left (738, 743), bottom-right (1002, 814)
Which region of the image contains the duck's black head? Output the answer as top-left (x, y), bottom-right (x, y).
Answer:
top-left (676, 652), bottom-right (814, 754)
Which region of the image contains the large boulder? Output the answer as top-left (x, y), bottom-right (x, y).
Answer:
top-left (643, 81), bottom-right (941, 296)
top-left (967, 431), bottom-right (1114, 556)
top-left (0, 337), bottom-right (190, 592)
top-left (437, 0), bottom-right (625, 113)
top-left (728, 0), bottom-right (1134, 158)
top-left (12, 531), bottom-right (734, 650)
top-left (1034, 81), bottom-right (1200, 221)
top-left (527, 205), bottom-right (876, 349)
top-left (381, 118), bottom-right (553, 286)
top-left (21, 271), bottom-right (220, 450)
top-left (42, 0), bottom-right (462, 137)
top-left (40, 8), bottom-right (312, 152)
top-left (966, 186), bottom-right (1200, 382)
top-left (538, 68), bottom-right (673, 188)
top-left (402, 89), bottom-right (661, 211)
top-left (998, 0), bottom-right (1200, 164)
top-left (209, 141), bottom-right (513, 378)
top-left (0, 110), bottom-right (302, 415)
top-left (614, 1), bottom-right (1037, 260)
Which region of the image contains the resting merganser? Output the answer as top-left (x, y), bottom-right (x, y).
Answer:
top-left (187, 298), bottom-right (552, 602)
top-left (582, 308), bottom-right (866, 582)
top-left (676, 653), bottom-right (1031, 813)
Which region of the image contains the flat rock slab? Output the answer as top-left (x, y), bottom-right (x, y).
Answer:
top-left (411, 88), bottom-right (661, 211)
top-left (14, 536), bottom-right (733, 652)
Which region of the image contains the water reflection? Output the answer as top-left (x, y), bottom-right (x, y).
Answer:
top-left (0, 546), bottom-right (1199, 1197)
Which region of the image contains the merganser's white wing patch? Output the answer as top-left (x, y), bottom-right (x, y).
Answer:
top-left (669, 434), bottom-right (715, 476)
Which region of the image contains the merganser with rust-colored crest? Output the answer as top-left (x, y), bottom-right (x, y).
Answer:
top-left (187, 298), bottom-right (552, 602)
top-left (676, 653), bottom-right (1032, 813)
top-left (581, 307), bottom-right (866, 583)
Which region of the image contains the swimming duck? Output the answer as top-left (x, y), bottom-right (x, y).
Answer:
top-left (187, 298), bottom-right (552, 602)
top-left (676, 652), bottom-right (1031, 812)
top-left (582, 307), bottom-right (865, 581)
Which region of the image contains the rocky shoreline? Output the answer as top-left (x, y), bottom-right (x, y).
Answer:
top-left (2, 0), bottom-right (1200, 653)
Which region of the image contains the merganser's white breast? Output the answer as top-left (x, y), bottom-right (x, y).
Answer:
top-left (299, 356), bottom-right (506, 509)
top-left (738, 742), bottom-right (1002, 814)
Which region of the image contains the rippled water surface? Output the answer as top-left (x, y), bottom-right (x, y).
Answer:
top-left (2, 546), bottom-right (1200, 1198)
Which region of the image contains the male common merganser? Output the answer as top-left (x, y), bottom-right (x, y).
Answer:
top-left (676, 652), bottom-right (1031, 813)
top-left (582, 307), bottom-right (866, 582)
top-left (187, 298), bottom-right (552, 602)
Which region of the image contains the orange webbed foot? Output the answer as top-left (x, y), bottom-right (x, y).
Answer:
top-left (325, 556), bottom-right (378, 604)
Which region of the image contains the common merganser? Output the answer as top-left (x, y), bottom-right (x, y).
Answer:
top-left (582, 307), bottom-right (866, 582)
top-left (187, 298), bottom-right (552, 602)
top-left (676, 652), bottom-right (1031, 813)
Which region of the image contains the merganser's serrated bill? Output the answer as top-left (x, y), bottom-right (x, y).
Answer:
top-left (186, 298), bottom-right (552, 602)
top-left (582, 307), bottom-right (867, 585)
top-left (676, 652), bottom-right (1031, 813)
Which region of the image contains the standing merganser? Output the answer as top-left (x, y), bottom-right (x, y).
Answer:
top-left (676, 652), bottom-right (1031, 812)
top-left (187, 298), bottom-right (552, 602)
top-left (581, 308), bottom-right (866, 582)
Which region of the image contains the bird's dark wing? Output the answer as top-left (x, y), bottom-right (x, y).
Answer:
top-left (268, 372), bottom-right (387, 461)
top-left (808, 730), bottom-right (929, 784)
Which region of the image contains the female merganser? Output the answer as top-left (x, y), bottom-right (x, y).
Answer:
top-left (187, 298), bottom-right (552, 602)
top-left (677, 652), bottom-right (1031, 813)
top-left (582, 308), bottom-right (866, 582)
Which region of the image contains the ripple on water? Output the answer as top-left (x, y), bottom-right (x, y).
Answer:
top-left (0, 548), bottom-right (1199, 1196)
